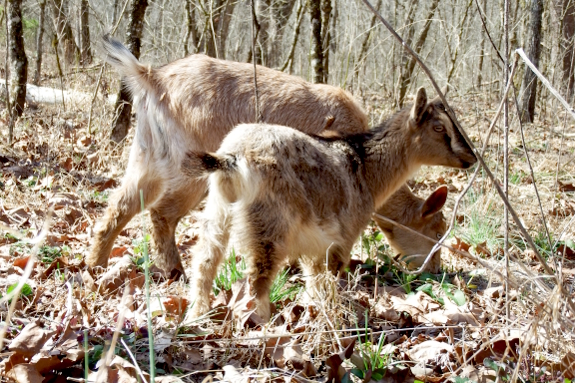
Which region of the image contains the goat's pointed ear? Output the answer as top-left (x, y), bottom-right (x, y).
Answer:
top-left (410, 87), bottom-right (427, 123)
top-left (421, 186), bottom-right (448, 218)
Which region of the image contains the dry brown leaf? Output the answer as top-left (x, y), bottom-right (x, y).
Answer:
top-left (557, 244), bottom-right (575, 260)
top-left (163, 295), bottom-right (190, 317)
top-left (558, 180), bottom-right (575, 192)
top-left (7, 206), bottom-right (30, 226)
top-left (406, 340), bottom-right (454, 365)
top-left (475, 241), bottom-right (491, 257)
top-left (97, 255), bottom-right (133, 293)
top-left (110, 246), bottom-right (129, 259)
top-left (325, 338), bottom-right (356, 383)
top-left (228, 278), bottom-right (264, 328)
top-left (13, 256), bottom-right (34, 269)
top-left (94, 178), bottom-right (118, 192)
top-left (453, 237), bottom-right (471, 252)
top-left (6, 363), bottom-right (44, 383)
top-left (60, 157), bottom-right (73, 172)
top-left (41, 256), bottom-right (70, 279)
top-left (9, 320), bottom-right (56, 357)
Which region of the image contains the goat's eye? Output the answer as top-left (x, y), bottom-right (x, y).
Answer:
top-left (436, 233), bottom-right (443, 240)
top-left (433, 125), bottom-right (445, 133)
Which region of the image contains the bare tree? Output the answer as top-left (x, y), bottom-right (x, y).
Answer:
top-left (79, 0), bottom-right (92, 65)
top-left (34, 0), bottom-right (46, 85)
top-left (555, 0), bottom-right (575, 98)
top-left (184, 0), bottom-right (200, 56)
top-left (321, 0), bottom-right (332, 81)
top-left (398, 0), bottom-right (439, 107)
top-left (52, 0), bottom-right (79, 65)
top-left (309, 0), bottom-right (324, 83)
top-left (7, 0), bottom-right (28, 120)
top-left (519, 0), bottom-right (543, 123)
top-left (110, 0), bottom-right (149, 143)
top-left (280, 0), bottom-right (304, 73)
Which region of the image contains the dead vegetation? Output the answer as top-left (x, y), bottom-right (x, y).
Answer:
top-left (0, 80), bottom-right (575, 382)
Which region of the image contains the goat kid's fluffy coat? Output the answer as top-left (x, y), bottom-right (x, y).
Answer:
top-left (89, 35), bottom-right (452, 276)
top-left (183, 88), bottom-right (477, 320)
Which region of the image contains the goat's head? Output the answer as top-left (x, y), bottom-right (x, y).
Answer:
top-left (408, 87), bottom-right (477, 169)
top-left (377, 186), bottom-right (448, 271)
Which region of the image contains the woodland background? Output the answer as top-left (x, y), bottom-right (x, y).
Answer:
top-left (1, 0), bottom-right (575, 382)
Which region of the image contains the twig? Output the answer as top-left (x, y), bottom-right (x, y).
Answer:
top-left (121, 338), bottom-right (149, 383)
top-left (516, 48), bottom-right (575, 121)
top-left (503, 0), bottom-right (510, 329)
top-left (474, 0), bottom-right (505, 65)
top-left (95, 284), bottom-right (131, 382)
top-left (250, 0), bottom-right (262, 123)
top-left (140, 189), bottom-right (156, 382)
top-left (510, 85), bottom-right (554, 267)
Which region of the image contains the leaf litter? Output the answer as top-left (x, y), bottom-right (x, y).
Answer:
top-left (0, 94), bottom-right (574, 382)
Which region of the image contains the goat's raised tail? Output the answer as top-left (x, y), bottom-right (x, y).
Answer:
top-left (181, 152), bottom-right (237, 179)
top-left (101, 34), bottom-right (157, 99)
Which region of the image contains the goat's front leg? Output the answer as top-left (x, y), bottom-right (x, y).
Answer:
top-left (149, 178), bottom-right (207, 278)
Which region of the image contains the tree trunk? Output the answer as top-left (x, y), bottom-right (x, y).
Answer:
top-left (519, 0), bottom-right (543, 123)
top-left (321, 0), bottom-right (332, 81)
top-left (309, 0), bottom-right (324, 83)
top-left (280, 0), bottom-right (304, 73)
top-left (79, 0), bottom-right (92, 65)
top-left (110, 0), bottom-right (149, 144)
top-left (7, 0), bottom-right (28, 119)
top-left (184, 0), bottom-right (200, 56)
top-left (354, 0), bottom-right (382, 81)
top-left (34, 0), bottom-right (46, 85)
top-left (559, 0), bottom-right (575, 99)
top-left (398, 0), bottom-right (438, 107)
top-left (397, 0), bottom-right (418, 107)
top-left (270, 0), bottom-right (297, 67)
top-left (253, 0), bottom-right (270, 65)
top-left (51, 0), bottom-right (79, 66)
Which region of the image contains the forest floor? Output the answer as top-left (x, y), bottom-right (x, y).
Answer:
top-left (0, 73), bottom-right (574, 382)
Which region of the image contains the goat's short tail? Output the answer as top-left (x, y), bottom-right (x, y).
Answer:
top-left (101, 34), bottom-right (157, 99)
top-left (182, 152), bottom-right (236, 178)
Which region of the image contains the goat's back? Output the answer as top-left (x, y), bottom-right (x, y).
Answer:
top-left (150, 55), bottom-right (368, 151)
top-left (213, 123), bottom-right (374, 252)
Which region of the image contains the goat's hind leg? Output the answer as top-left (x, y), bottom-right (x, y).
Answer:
top-left (149, 178), bottom-right (207, 278)
top-left (87, 173), bottom-right (162, 268)
top-left (187, 195), bottom-right (230, 319)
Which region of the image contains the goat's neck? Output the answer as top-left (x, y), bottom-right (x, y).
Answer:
top-left (362, 125), bottom-right (417, 210)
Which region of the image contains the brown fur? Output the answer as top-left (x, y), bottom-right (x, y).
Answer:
top-left (374, 185), bottom-right (448, 273)
top-left (184, 89), bottom-right (476, 320)
top-left (89, 36), bottom-right (460, 276)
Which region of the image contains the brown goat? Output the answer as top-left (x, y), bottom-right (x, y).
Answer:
top-left (89, 35), bottom-right (450, 275)
top-left (183, 88), bottom-right (476, 320)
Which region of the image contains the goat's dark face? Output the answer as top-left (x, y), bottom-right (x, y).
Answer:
top-left (409, 88), bottom-right (477, 169)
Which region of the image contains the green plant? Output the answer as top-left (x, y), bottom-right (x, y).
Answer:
top-left (417, 274), bottom-right (466, 306)
top-left (131, 235), bottom-right (153, 271)
top-left (269, 268), bottom-right (301, 303)
top-left (5, 283), bottom-right (33, 302)
top-left (213, 249), bottom-right (245, 295)
top-left (393, 269), bottom-right (418, 294)
top-left (39, 245), bottom-right (69, 263)
top-left (352, 311), bottom-right (389, 381)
